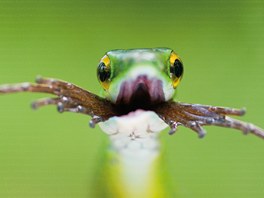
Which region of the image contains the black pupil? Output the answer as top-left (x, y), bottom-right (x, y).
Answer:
top-left (97, 62), bottom-right (110, 82)
top-left (170, 59), bottom-right (183, 78)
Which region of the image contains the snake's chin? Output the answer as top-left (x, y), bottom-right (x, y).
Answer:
top-left (99, 109), bottom-right (167, 137)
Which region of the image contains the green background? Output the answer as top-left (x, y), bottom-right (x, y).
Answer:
top-left (0, 0), bottom-right (263, 197)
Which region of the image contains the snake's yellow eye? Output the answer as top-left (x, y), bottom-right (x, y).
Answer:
top-left (169, 51), bottom-right (184, 89)
top-left (97, 55), bottom-right (111, 90)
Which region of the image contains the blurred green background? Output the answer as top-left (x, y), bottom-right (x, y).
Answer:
top-left (0, 0), bottom-right (263, 197)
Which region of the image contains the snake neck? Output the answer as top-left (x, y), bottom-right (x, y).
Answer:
top-left (105, 134), bottom-right (166, 198)
top-left (97, 110), bottom-right (169, 198)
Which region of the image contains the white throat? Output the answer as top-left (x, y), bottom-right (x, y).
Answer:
top-left (99, 110), bottom-right (168, 196)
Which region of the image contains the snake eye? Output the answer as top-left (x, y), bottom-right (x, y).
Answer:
top-left (169, 51), bottom-right (184, 88)
top-left (97, 55), bottom-right (111, 90)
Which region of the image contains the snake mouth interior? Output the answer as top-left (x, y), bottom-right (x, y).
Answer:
top-left (115, 75), bottom-right (165, 113)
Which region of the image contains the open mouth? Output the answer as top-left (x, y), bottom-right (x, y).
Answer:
top-left (115, 75), bottom-right (165, 113)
